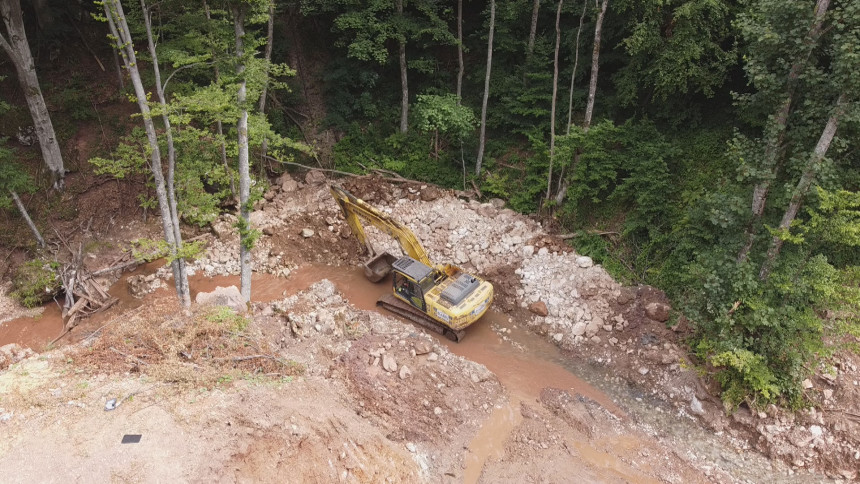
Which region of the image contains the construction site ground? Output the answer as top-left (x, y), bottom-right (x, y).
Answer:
top-left (1, 174), bottom-right (858, 483)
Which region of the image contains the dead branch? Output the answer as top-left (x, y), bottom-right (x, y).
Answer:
top-left (558, 230), bottom-right (619, 240)
top-left (471, 180), bottom-right (482, 198)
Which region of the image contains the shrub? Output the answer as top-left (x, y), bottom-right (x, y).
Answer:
top-left (12, 259), bottom-right (62, 308)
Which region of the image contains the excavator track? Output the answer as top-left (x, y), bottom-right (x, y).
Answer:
top-left (377, 294), bottom-right (466, 342)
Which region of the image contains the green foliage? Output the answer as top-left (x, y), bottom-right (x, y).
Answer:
top-left (332, 124), bottom-right (464, 187)
top-left (708, 348), bottom-right (780, 410)
top-left (414, 94), bottom-right (475, 140)
top-left (11, 259), bottom-right (61, 308)
top-left (0, 143), bottom-right (35, 209)
top-left (131, 238), bottom-right (203, 263)
top-left (614, 0), bottom-right (737, 106)
top-left (235, 216), bottom-right (261, 251)
top-left (205, 305), bottom-right (249, 331)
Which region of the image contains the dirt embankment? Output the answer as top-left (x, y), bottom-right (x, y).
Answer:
top-left (1, 173), bottom-right (858, 482)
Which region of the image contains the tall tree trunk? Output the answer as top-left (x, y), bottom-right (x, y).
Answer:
top-left (397, 0), bottom-right (408, 133)
top-left (758, 93), bottom-right (847, 281)
top-left (233, 5), bottom-right (252, 302)
top-left (555, 0), bottom-right (588, 199)
top-left (475, 0), bottom-right (496, 177)
top-left (10, 190), bottom-right (44, 248)
top-left (555, 0), bottom-right (607, 206)
top-left (456, 0), bottom-right (463, 101)
top-left (204, 1), bottom-right (236, 201)
top-left (259, 0), bottom-right (274, 113)
top-left (583, 0), bottom-right (608, 129)
top-left (103, 0), bottom-right (186, 305)
top-left (737, 0), bottom-right (831, 263)
top-left (527, 0), bottom-right (540, 55)
top-left (524, 0), bottom-right (540, 81)
top-left (258, 0), bottom-right (274, 160)
top-left (0, 0), bottom-right (64, 189)
top-left (546, 0), bottom-right (563, 204)
top-left (566, 0), bottom-right (587, 134)
top-left (140, 0), bottom-right (190, 308)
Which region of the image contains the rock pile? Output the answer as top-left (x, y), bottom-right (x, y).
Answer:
top-left (342, 184), bottom-right (631, 348)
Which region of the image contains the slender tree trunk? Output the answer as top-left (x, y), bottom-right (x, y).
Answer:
top-left (584, 0), bottom-right (608, 129)
top-left (233, 5), bottom-right (252, 302)
top-left (758, 93), bottom-right (847, 281)
top-left (258, 0), bottom-right (274, 160)
top-left (103, 0), bottom-right (186, 305)
top-left (523, 0), bottom-right (540, 81)
top-left (546, 0), bottom-right (563, 204)
top-left (397, 0), bottom-right (408, 134)
top-left (555, 0), bottom-right (607, 206)
top-left (10, 190), bottom-right (44, 247)
top-left (556, 0), bottom-right (588, 199)
top-left (737, 0), bottom-right (831, 263)
top-left (203, 1), bottom-right (236, 201)
top-left (0, 0), bottom-right (64, 189)
top-left (140, 0), bottom-right (190, 308)
top-left (111, 48), bottom-right (124, 89)
top-left (476, 0), bottom-right (496, 177)
top-left (566, 0), bottom-right (587, 134)
top-left (259, 0), bottom-right (274, 113)
top-left (456, 0), bottom-right (463, 101)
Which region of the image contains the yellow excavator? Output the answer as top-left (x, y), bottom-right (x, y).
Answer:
top-left (330, 186), bottom-right (493, 341)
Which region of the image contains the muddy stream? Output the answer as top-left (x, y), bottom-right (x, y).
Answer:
top-left (1, 263), bottom-right (809, 483)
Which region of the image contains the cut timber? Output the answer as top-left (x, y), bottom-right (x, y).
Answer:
top-left (377, 293), bottom-right (466, 342)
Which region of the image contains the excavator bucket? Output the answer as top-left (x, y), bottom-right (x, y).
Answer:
top-left (364, 252), bottom-right (398, 282)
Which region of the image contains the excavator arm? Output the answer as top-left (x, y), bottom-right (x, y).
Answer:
top-left (330, 186), bottom-right (432, 267)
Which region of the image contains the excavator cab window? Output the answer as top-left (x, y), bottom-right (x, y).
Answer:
top-left (393, 272), bottom-right (426, 311)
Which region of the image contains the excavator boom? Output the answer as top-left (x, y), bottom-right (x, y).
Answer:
top-left (330, 185), bottom-right (432, 266)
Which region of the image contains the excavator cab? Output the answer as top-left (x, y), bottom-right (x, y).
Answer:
top-left (391, 256), bottom-right (437, 312)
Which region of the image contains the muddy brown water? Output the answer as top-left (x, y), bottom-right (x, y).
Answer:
top-left (1, 263), bottom-right (800, 483)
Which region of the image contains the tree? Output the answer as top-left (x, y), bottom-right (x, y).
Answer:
top-left (456, 0), bottom-right (463, 100)
top-left (545, 0), bottom-right (563, 203)
top-left (759, 93), bottom-right (849, 280)
top-left (583, 0), bottom-right (608, 129)
top-left (566, 0), bottom-right (587, 134)
top-left (231, 1), bottom-right (253, 302)
top-left (0, 0), bottom-right (65, 189)
top-left (140, 0), bottom-right (191, 307)
top-left (397, 0), bottom-right (408, 133)
top-left (736, 0), bottom-right (831, 263)
top-left (100, 0), bottom-right (191, 307)
top-left (554, 0), bottom-right (608, 205)
top-left (475, 0), bottom-right (496, 177)
top-left (613, 0), bottom-right (736, 106)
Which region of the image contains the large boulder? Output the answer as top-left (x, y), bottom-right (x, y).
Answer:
top-left (195, 285), bottom-right (247, 313)
top-left (645, 302), bottom-right (671, 322)
top-left (528, 301), bottom-right (549, 317)
top-left (305, 170), bottom-right (326, 185)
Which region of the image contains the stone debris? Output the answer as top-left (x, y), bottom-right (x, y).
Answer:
top-left (399, 365), bottom-right (411, 380)
top-left (127, 273), bottom-right (164, 299)
top-left (195, 285), bottom-right (247, 313)
top-left (528, 301), bottom-right (548, 317)
top-left (690, 395), bottom-right (705, 416)
top-left (0, 343), bottom-right (35, 371)
top-left (382, 355), bottom-right (398, 372)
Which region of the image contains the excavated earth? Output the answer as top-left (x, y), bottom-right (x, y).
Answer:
top-left (1, 172), bottom-right (859, 483)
